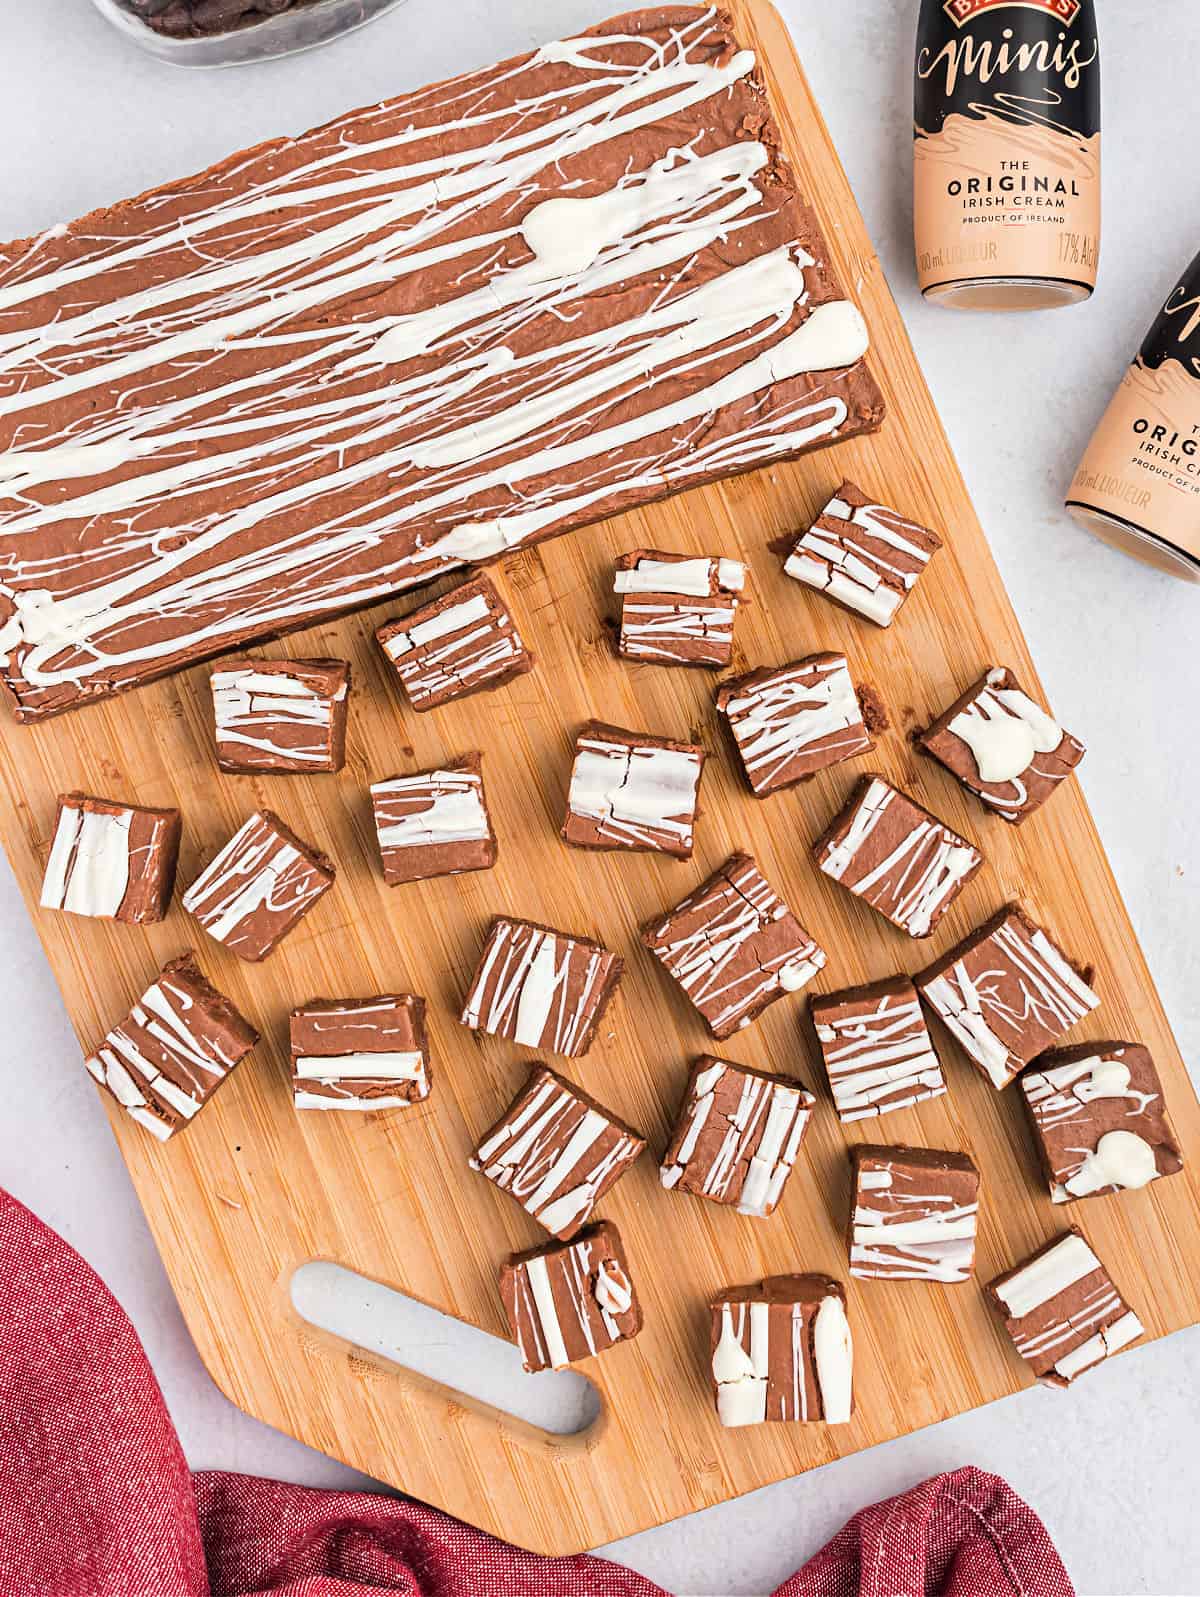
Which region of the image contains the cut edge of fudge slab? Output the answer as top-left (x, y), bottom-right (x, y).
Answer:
top-left (375, 573), bottom-right (535, 712)
top-left (710, 1272), bottom-right (853, 1427)
top-left (371, 752), bottom-right (497, 887)
top-left (40, 790), bottom-right (181, 925)
top-left (847, 1143), bottom-right (980, 1284)
top-left (561, 719), bottom-right (706, 859)
top-left (809, 974), bottom-right (946, 1123)
top-left (916, 665), bottom-right (1085, 826)
top-left (500, 1219), bottom-right (642, 1373)
top-left (211, 656), bottom-right (351, 775)
top-left (614, 547), bottom-right (748, 669)
top-left (289, 992), bottom-right (430, 1113)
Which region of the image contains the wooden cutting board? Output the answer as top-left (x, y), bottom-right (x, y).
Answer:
top-left (2, 0), bottom-right (1197, 1557)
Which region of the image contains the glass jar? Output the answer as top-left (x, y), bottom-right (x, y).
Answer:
top-left (88, 0), bottom-right (410, 67)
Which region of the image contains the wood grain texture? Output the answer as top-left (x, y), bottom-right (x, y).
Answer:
top-left (0, 0), bottom-right (1196, 1555)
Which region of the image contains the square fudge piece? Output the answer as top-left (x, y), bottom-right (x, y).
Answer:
top-left (849, 1144), bottom-right (980, 1283)
top-left (210, 658), bottom-right (350, 775)
top-left (461, 917), bottom-right (622, 1059)
top-left (562, 721), bottom-right (705, 860)
top-left (371, 754), bottom-right (496, 886)
top-left (641, 853), bottom-right (826, 1041)
top-left (470, 1063), bottom-right (645, 1240)
top-left (716, 653), bottom-right (876, 798)
top-left (987, 1229), bottom-right (1143, 1387)
top-left (918, 666), bottom-right (1085, 825)
top-left (814, 775), bottom-right (983, 939)
top-left (376, 573), bottom-right (533, 712)
top-left (784, 480), bottom-right (942, 626)
top-left (916, 905), bottom-right (1099, 1089)
top-left (182, 809), bottom-right (335, 962)
top-left (661, 1056), bottom-right (815, 1218)
top-left (41, 792), bottom-right (180, 925)
top-left (1020, 1040), bottom-right (1183, 1204)
top-left (810, 976), bottom-right (947, 1123)
top-left (289, 994), bottom-right (429, 1112)
top-left (85, 954), bottom-right (258, 1141)
top-left (711, 1274), bottom-right (853, 1427)
top-left (614, 549), bottom-right (747, 668)
top-left (501, 1221), bottom-right (642, 1372)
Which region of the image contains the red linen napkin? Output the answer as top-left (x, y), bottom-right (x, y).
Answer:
top-left (0, 1187), bottom-right (1074, 1597)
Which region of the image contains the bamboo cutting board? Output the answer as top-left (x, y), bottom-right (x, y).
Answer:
top-left (2, 0), bottom-right (1198, 1557)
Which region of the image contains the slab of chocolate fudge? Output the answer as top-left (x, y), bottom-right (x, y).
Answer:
top-left (371, 753), bottom-right (495, 887)
top-left (290, 994), bottom-right (429, 1112)
top-left (562, 721), bottom-right (705, 859)
top-left (1020, 1040), bottom-right (1183, 1204)
top-left (916, 905), bottom-right (1099, 1089)
top-left (460, 916), bottom-right (622, 1059)
top-left (614, 550), bottom-right (747, 668)
top-left (41, 791), bottom-right (180, 924)
top-left (85, 953), bottom-right (258, 1141)
top-left (376, 574), bottom-right (533, 712)
top-left (716, 653), bottom-right (876, 798)
top-left (470, 1063), bottom-right (644, 1240)
top-left (849, 1144), bottom-right (980, 1283)
top-left (711, 1274), bottom-right (853, 1426)
top-left (182, 809), bottom-right (335, 961)
top-left (501, 1220), bottom-right (641, 1373)
top-left (917, 667), bottom-right (1085, 825)
top-left (784, 480), bottom-right (942, 626)
top-left (661, 1056), bottom-right (815, 1218)
top-left (814, 774), bottom-right (983, 938)
top-left (641, 853), bottom-right (826, 1040)
top-left (810, 976), bottom-right (946, 1122)
top-left (987, 1229), bottom-right (1143, 1387)
top-left (210, 658), bottom-right (350, 774)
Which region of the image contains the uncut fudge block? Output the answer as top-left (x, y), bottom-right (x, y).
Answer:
top-left (716, 653), bottom-right (875, 798)
top-left (470, 1063), bottom-right (645, 1240)
top-left (918, 667), bottom-right (1085, 825)
top-left (849, 1144), bottom-right (980, 1283)
top-left (501, 1221), bottom-right (641, 1373)
top-left (916, 905), bottom-right (1099, 1089)
top-left (810, 976), bottom-right (946, 1123)
top-left (460, 917), bottom-right (622, 1059)
top-left (710, 1274), bottom-right (853, 1427)
top-left (1020, 1041), bottom-right (1183, 1205)
top-left (41, 792), bottom-right (180, 924)
top-left (371, 754), bottom-right (496, 886)
top-left (182, 809), bottom-right (335, 962)
top-left (814, 774), bottom-right (983, 939)
top-left (641, 853), bottom-right (826, 1040)
top-left (376, 574), bottom-right (533, 712)
top-left (614, 549), bottom-right (747, 668)
top-left (987, 1229), bottom-right (1143, 1387)
top-left (211, 658), bottom-right (350, 775)
top-left (289, 994), bottom-right (429, 1112)
top-left (0, 8), bottom-right (883, 725)
top-left (562, 721), bottom-right (705, 859)
top-left (784, 480), bottom-right (942, 626)
top-left (661, 1056), bottom-right (815, 1218)
top-left (85, 953), bottom-right (258, 1141)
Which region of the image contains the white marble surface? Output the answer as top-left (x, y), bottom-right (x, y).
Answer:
top-left (1, 2), bottom-right (1198, 1592)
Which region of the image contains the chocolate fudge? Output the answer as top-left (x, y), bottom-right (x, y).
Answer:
top-left (849, 1144), bottom-right (980, 1283)
top-left (918, 667), bottom-right (1085, 825)
top-left (289, 994), bottom-right (429, 1112)
top-left (210, 658), bottom-right (349, 775)
top-left (661, 1056), bottom-right (815, 1218)
top-left (0, 10), bottom-right (884, 723)
top-left (711, 1274), bottom-right (853, 1427)
top-left (614, 549), bottom-right (747, 668)
top-left (916, 905), bottom-right (1099, 1089)
top-left (810, 976), bottom-right (946, 1122)
top-left (371, 754), bottom-right (496, 886)
top-left (641, 853), bottom-right (826, 1040)
top-left (562, 721), bottom-right (705, 859)
top-left (470, 1064), bottom-right (645, 1240)
top-left (376, 574), bottom-right (533, 713)
top-left (1020, 1041), bottom-right (1183, 1204)
top-left (41, 792), bottom-right (180, 924)
top-left (460, 916), bottom-right (622, 1059)
top-left (85, 953), bottom-right (258, 1141)
top-left (987, 1229), bottom-right (1144, 1387)
top-left (716, 653), bottom-right (875, 798)
top-left (784, 480), bottom-right (942, 626)
top-left (814, 775), bottom-right (983, 939)
top-left (501, 1221), bottom-right (641, 1373)
top-left (181, 809), bottom-right (335, 961)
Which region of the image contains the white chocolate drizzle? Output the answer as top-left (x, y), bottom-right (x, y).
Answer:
top-left (41, 803), bottom-right (132, 919)
top-left (993, 1232), bottom-right (1143, 1384)
top-left (784, 488), bottom-right (938, 626)
top-left (211, 663), bottom-right (346, 770)
top-left (566, 732), bottom-right (702, 854)
top-left (372, 768), bottom-right (490, 853)
top-left (720, 654), bottom-right (869, 795)
top-left (461, 918), bottom-right (618, 1058)
top-left (850, 1154), bottom-right (978, 1283)
top-left (815, 985), bottom-right (945, 1121)
top-left (1021, 1047), bottom-right (1171, 1203)
top-left (182, 810), bottom-right (332, 959)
